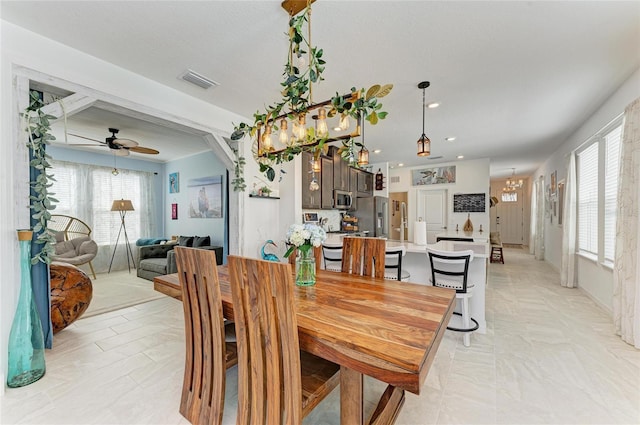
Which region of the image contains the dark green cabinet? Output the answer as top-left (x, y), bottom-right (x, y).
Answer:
top-left (331, 147), bottom-right (349, 191)
top-left (321, 156), bottom-right (334, 209)
top-left (357, 169), bottom-right (374, 197)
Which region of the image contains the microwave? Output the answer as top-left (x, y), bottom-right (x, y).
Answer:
top-left (334, 190), bottom-right (353, 210)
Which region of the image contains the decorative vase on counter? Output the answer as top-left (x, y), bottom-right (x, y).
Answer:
top-left (463, 213), bottom-right (474, 233)
top-left (7, 230), bottom-right (46, 388)
top-left (295, 249), bottom-right (316, 286)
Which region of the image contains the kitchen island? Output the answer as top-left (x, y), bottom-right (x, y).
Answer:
top-left (324, 235), bottom-right (488, 333)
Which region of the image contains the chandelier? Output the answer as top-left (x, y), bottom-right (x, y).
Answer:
top-left (503, 168), bottom-right (523, 191)
top-left (231, 0), bottom-right (392, 184)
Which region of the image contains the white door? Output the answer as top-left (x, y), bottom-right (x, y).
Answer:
top-left (417, 189), bottom-right (447, 244)
top-left (497, 189), bottom-right (524, 244)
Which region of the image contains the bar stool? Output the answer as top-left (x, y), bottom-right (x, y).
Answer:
top-left (426, 247), bottom-right (479, 347)
top-left (384, 245), bottom-right (411, 282)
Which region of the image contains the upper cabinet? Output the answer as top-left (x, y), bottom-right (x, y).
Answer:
top-left (331, 146), bottom-right (349, 192)
top-left (356, 169), bottom-right (373, 198)
top-left (321, 156), bottom-right (334, 209)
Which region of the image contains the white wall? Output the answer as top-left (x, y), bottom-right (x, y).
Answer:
top-left (388, 158), bottom-right (491, 242)
top-left (0, 21), bottom-right (249, 387)
top-left (532, 67), bottom-right (640, 312)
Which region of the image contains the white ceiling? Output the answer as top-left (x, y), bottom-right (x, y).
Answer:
top-left (2, 1), bottom-right (639, 178)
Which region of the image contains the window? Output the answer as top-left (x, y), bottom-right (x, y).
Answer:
top-left (603, 126), bottom-right (622, 262)
top-left (577, 143), bottom-right (599, 255)
top-left (575, 117), bottom-right (623, 263)
top-left (501, 192), bottom-right (517, 202)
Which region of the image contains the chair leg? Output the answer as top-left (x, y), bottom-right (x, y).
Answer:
top-left (462, 297), bottom-right (471, 347)
top-left (88, 261), bottom-right (97, 280)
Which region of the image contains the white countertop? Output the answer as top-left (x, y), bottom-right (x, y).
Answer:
top-left (435, 230), bottom-right (489, 242)
top-left (323, 235), bottom-right (489, 258)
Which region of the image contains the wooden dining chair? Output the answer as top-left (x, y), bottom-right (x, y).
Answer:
top-left (228, 256), bottom-right (340, 423)
top-left (175, 247), bottom-right (238, 425)
top-left (341, 236), bottom-right (386, 278)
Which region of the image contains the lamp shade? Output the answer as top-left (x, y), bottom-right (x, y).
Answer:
top-left (111, 199), bottom-right (134, 212)
top-left (417, 134), bottom-right (431, 157)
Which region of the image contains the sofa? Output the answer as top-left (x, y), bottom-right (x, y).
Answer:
top-left (137, 235), bottom-right (223, 281)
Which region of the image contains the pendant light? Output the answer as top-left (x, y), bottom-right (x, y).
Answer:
top-left (416, 81), bottom-right (431, 157)
top-left (357, 116), bottom-right (369, 166)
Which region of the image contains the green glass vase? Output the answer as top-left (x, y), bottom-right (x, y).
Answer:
top-left (295, 248), bottom-right (316, 286)
top-left (7, 230), bottom-right (46, 388)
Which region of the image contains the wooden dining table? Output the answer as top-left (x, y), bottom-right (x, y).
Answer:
top-left (155, 266), bottom-right (456, 425)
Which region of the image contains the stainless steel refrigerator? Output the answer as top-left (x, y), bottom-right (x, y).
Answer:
top-left (356, 196), bottom-right (389, 238)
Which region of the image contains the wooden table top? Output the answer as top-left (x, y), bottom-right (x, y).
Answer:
top-left (155, 265), bottom-right (455, 395)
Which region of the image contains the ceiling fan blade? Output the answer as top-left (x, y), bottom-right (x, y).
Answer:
top-left (115, 149), bottom-right (130, 157)
top-left (113, 138), bottom-right (138, 148)
top-left (68, 133), bottom-right (104, 143)
top-left (129, 146), bottom-right (159, 155)
top-left (65, 143), bottom-right (108, 147)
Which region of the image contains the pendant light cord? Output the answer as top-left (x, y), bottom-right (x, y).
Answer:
top-left (422, 86), bottom-right (426, 136)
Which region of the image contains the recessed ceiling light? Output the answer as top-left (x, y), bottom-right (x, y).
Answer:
top-left (427, 102), bottom-right (440, 109)
top-left (457, 155), bottom-right (464, 159)
top-left (445, 137), bottom-right (456, 142)
top-left (373, 149), bottom-right (382, 154)
top-left (398, 163), bottom-right (404, 167)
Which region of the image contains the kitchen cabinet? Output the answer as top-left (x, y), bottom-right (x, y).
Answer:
top-left (356, 169), bottom-right (374, 197)
top-left (320, 156), bottom-right (334, 209)
top-left (349, 167), bottom-right (358, 211)
top-left (331, 146), bottom-right (349, 191)
top-left (301, 151), bottom-right (321, 209)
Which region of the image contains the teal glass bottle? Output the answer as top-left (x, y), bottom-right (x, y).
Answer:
top-left (7, 230), bottom-right (46, 388)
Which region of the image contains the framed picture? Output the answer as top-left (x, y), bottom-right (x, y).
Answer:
top-left (188, 175), bottom-right (223, 218)
top-left (411, 165), bottom-right (456, 186)
top-left (453, 193), bottom-right (486, 213)
top-left (171, 203), bottom-right (178, 220)
top-left (169, 172), bottom-right (179, 193)
top-left (551, 170), bottom-right (557, 196)
top-left (557, 180), bottom-right (565, 226)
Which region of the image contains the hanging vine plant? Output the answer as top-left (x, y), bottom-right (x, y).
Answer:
top-left (230, 4), bottom-right (392, 189)
top-left (24, 90), bottom-right (58, 264)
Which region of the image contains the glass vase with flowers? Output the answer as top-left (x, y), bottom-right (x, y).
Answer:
top-left (284, 223), bottom-right (327, 286)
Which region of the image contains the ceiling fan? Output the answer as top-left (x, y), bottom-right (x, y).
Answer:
top-left (67, 128), bottom-right (159, 156)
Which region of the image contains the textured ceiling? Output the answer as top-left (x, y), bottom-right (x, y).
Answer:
top-left (2, 1), bottom-right (639, 177)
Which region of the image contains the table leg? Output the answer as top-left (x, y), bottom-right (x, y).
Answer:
top-left (340, 365), bottom-right (364, 425)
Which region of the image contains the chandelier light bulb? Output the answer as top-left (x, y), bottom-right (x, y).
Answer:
top-left (294, 114), bottom-right (307, 141)
top-left (309, 176), bottom-right (320, 191)
top-left (111, 168), bottom-right (119, 176)
top-left (316, 108), bottom-right (329, 138)
top-left (311, 159), bottom-right (321, 172)
top-left (278, 118), bottom-right (288, 145)
top-left (338, 114), bottom-right (350, 131)
top-left (262, 125), bottom-right (273, 151)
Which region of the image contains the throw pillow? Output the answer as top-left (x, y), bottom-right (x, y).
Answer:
top-left (178, 236), bottom-right (194, 247)
top-left (193, 236), bottom-right (211, 248)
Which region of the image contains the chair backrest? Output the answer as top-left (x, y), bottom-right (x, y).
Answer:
top-left (341, 237), bottom-right (385, 278)
top-left (228, 256), bottom-right (303, 424)
top-left (385, 245), bottom-right (406, 281)
top-left (175, 247), bottom-right (227, 425)
top-left (49, 215), bottom-right (92, 241)
top-left (426, 247), bottom-right (474, 293)
top-left (321, 243), bottom-right (343, 270)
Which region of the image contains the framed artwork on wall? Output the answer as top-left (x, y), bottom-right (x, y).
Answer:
top-left (169, 172), bottom-right (179, 193)
top-left (551, 170), bottom-right (557, 196)
top-left (188, 175), bottom-right (223, 218)
top-left (171, 203), bottom-right (178, 220)
top-left (411, 165), bottom-right (456, 186)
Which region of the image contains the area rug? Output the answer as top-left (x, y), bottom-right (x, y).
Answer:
top-left (80, 270), bottom-right (165, 318)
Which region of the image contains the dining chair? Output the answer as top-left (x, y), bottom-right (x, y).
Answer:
top-left (228, 256), bottom-right (340, 423)
top-left (175, 247), bottom-right (238, 425)
top-left (321, 243), bottom-right (343, 271)
top-left (384, 245), bottom-right (411, 282)
top-left (426, 247), bottom-right (479, 347)
top-left (341, 236), bottom-right (386, 278)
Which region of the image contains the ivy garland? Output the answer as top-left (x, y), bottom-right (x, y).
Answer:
top-left (24, 90), bottom-right (58, 265)
top-left (230, 6), bottom-right (393, 189)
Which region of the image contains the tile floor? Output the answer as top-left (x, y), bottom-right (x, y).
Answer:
top-left (2, 247), bottom-right (639, 424)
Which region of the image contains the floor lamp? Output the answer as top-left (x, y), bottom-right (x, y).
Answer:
top-left (109, 199), bottom-right (136, 273)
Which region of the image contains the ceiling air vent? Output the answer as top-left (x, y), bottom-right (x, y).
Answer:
top-left (427, 156), bottom-right (444, 160)
top-left (180, 69), bottom-right (219, 89)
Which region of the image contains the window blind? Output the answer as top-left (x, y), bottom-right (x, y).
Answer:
top-left (603, 125), bottom-right (622, 262)
top-left (577, 143), bottom-right (598, 255)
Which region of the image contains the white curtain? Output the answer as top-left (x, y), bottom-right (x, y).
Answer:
top-left (51, 160), bottom-right (158, 273)
top-left (531, 176), bottom-right (545, 260)
top-left (613, 97), bottom-right (640, 348)
top-left (561, 153), bottom-right (577, 288)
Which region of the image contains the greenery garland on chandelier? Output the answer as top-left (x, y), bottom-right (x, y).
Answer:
top-left (230, 3), bottom-right (392, 188)
top-left (24, 90), bottom-right (58, 265)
